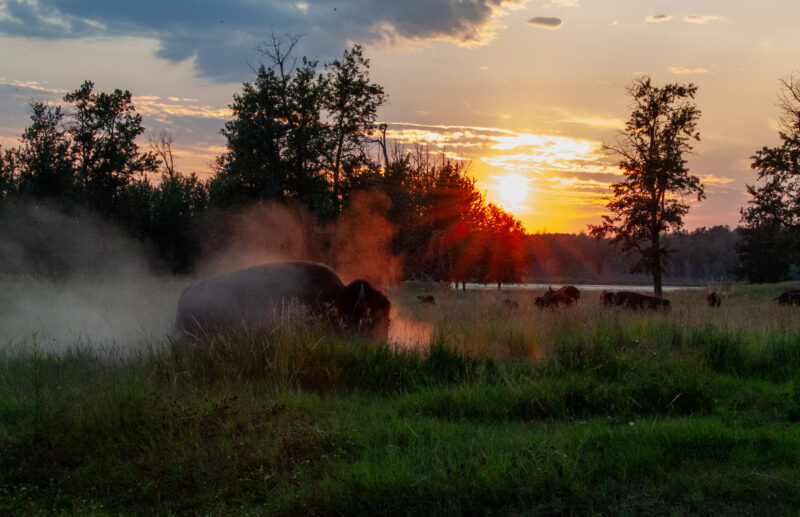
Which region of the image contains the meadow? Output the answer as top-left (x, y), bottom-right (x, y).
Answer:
top-left (1, 280), bottom-right (800, 515)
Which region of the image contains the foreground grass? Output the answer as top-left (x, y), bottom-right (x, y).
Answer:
top-left (2, 283), bottom-right (800, 515)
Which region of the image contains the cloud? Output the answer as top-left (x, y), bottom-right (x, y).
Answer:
top-left (548, 0), bottom-right (579, 6)
top-left (668, 67), bottom-right (709, 75)
top-left (0, 0), bottom-right (524, 81)
top-left (0, 77), bottom-right (68, 95)
top-left (526, 17), bottom-right (563, 30)
top-left (683, 15), bottom-right (723, 24)
top-left (645, 14), bottom-right (672, 23)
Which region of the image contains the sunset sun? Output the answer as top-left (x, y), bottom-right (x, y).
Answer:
top-left (494, 174), bottom-right (530, 208)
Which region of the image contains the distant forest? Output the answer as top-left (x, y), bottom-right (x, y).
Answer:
top-left (0, 41), bottom-right (791, 286)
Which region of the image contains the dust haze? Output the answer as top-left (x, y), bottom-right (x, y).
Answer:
top-left (0, 194), bottom-right (430, 353)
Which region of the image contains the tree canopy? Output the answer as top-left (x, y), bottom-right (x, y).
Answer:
top-left (737, 74), bottom-right (800, 282)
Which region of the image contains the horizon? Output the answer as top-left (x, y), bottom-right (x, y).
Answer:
top-left (0, 1), bottom-right (796, 232)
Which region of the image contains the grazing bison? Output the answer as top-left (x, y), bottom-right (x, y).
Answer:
top-left (601, 290), bottom-right (670, 312)
top-left (535, 286), bottom-right (577, 308)
top-left (417, 294), bottom-right (436, 305)
top-left (558, 285), bottom-right (580, 303)
top-left (502, 298), bottom-right (519, 310)
top-left (707, 291), bottom-right (721, 307)
top-left (176, 261), bottom-right (391, 340)
top-left (776, 289), bottom-right (800, 306)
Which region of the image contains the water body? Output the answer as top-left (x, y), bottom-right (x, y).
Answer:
top-left (453, 283), bottom-right (704, 292)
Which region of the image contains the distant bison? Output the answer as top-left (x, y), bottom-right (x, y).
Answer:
top-left (707, 291), bottom-right (721, 307)
top-left (176, 261), bottom-right (391, 340)
top-left (502, 298), bottom-right (519, 310)
top-left (601, 290), bottom-right (670, 312)
top-left (776, 289), bottom-right (800, 306)
top-left (417, 294), bottom-right (436, 305)
top-left (535, 286), bottom-right (579, 308)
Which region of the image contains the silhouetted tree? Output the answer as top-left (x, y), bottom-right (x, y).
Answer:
top-left (737, 74), bottom-right (800, 282)
top-left (63, 80), bottom-right (158, 214)
top-left (213, 35), bottom-right (332, 213)
top-left (14, 102), bottom-right (74, 200)
top-left (323, 44), bottom-right (385, 214)
top-left (590, 77), bottom-right (704, 297)
top-left (0, 146), bottom-right (17, 201)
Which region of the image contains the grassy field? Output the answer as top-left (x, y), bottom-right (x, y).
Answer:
top-left (2, 281), bottom-right (800, 515)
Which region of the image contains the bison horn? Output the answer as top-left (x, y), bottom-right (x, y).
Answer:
top-left (358, 284), bottom-right (366, 302)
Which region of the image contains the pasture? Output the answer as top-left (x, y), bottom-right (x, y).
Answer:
top-left (1, 279), bottom-right (800, 515)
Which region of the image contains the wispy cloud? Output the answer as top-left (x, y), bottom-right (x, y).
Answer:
top-left (668, 66), bottom-right (709, 75)
top-left (526, 17), bottom-right (563, 30)
top-left (683, 15), bottom-right (723, 24)
top-left (645, 14), bottom-right (672, 23)
top-left (697, 174), bottom-right (735, 186)
top-left (0, 77), bottom-right (68, 95)
top-left (133, 97), bottom-right (231, 121)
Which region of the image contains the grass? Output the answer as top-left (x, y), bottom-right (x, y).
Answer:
top-left (1, 280), bottom-right (800, 515)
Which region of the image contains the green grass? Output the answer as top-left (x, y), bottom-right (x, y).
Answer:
top-left (2, 281), bottom-right (800, 515)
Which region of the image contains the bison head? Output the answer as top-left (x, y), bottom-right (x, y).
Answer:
top-left (341, 279), bottom-right (392, 341)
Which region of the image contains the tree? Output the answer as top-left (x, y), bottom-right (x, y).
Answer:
top-left (323, 44), bottom-right (385, 214)
top-left (590, 76), bottom-right (704, 297)
top-left (213, 35), bottom-right (331, 213)
top-left (0, 146), bottom-right (17, 201)
top-left (62, 81), bottom-right (158, 214)
top-left (737, 74), bottom-right (800, 282)
top-left (14, 102), bottom-right (74, 200)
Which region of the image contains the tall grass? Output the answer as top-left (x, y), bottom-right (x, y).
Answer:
top-left (2, 282), bottom-right (800, 514)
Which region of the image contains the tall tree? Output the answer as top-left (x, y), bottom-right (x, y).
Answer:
top-left (63, 80), bottom-right (158, 213)
top-left (737, 74), bottom-right (800, 282)
top-left (323, 44), bottom-right (385, 214)
top-left (590, 76), bottom-right (704, 297)
top-left (213, 35), bottom-right (330, 212)
top-left (15, 102), bottom-right (74, 200)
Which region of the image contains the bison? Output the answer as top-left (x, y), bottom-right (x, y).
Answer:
top-left (175, 261), bottom-right (391, 340)
top-left (535, 286), bottom-right (577, 308)
top-left (601, 290), bottom-right (670, 312)
top-left (417, 294), bottom-right (436, 305)
top-left (776, 289), bottom-right (800, 306)
top-left (707, 291), bottom-right (721, 308)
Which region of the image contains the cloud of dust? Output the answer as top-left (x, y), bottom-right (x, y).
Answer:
top-left (0, 202), bottom-right (184, 354)
top-left (387, 306), bottom-right (433, 350)
top-left (198, 201), bottom-right (321, 275)
top-left (329, 191), bottom-right (402, 289)
top-left (202, 191), bottom-right (403, 290)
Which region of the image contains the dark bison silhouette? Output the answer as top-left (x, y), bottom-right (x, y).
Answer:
top-left (176, 261), bottom-right (391, 340)
top-left (776, 289), bottom-right (800, 306)
top-left (707, 291), bottom-right (721, 307)
top-left (601, 290), bottom-right (670, 312)
top-left (417, 294), bottom-right (436, 305)
top-left (535, 286), bottom-right (580, 308)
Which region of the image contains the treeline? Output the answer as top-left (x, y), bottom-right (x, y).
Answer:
top-left (0, 41), bottom-right (525, 286)
top-left (525, 226), bottom-right (740, 284)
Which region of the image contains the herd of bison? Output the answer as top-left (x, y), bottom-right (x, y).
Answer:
top-left (417, 287), bottom-right (800, 311)
top-left (174, 260), bottom-right (800, 341)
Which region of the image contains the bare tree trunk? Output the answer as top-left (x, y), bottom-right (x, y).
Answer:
top-left (333, 132), bottom-right (344, 215)
top-left (652, 234), bottom-right (663, 298)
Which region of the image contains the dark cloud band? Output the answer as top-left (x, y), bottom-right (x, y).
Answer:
top-left (0, 0), bottom-right (522, 81)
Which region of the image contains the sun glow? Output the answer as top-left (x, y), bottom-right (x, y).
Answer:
top-left (493, 174), bottom-right (530, 209)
